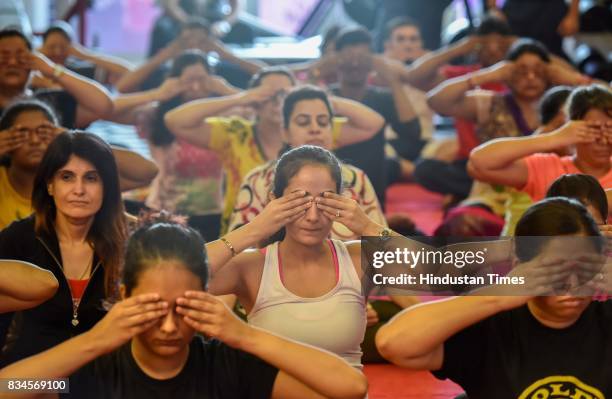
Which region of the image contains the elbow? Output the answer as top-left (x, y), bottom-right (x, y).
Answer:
top-left (332, 372), bottom-right (368, 399)
top-left (163, 112), bottom-right (180, 135)
top-left (466, 158), bottom-right (482, 180)
top-left (26, 270), bottom-right (59, 303)
top-left (98, 96), bottom-right (114, 120)
top-left (375, 325), bottom-right (396, 362)
top-left (375, 324), bottom-right (420, 366)
top-left (372, 114), bottom-right (385, 134)
top-left (425, 92), bottom-right (450, 117)
top-left (42, 272), bottom-right (60, 301)
top-left (142, 159), bottom-right (160, 183)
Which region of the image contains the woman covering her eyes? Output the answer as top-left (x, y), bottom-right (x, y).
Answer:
top-left (0, 131), bottom-right (127, 366)
top-left (0, 215), bottom-right (367, 399)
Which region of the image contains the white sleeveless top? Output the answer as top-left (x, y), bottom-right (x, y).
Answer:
top-left (248, 240), bottom-right (367, 368)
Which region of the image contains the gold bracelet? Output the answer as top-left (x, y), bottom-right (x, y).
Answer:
top-left (220, 237), bottom-right (236, 257)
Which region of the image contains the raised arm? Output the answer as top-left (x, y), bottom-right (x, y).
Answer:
top-left (0, 260), bottom-right (58, 313)
top-left (115, 38), bottom-right (183, 93)
top-left (204, 36), bottom-right (267, 75)
top-left (427, 60), bottom-right (513, 121)
top-left (176, 291), bottom-right (367, 399)
top-left (29, 52), bottom-right (113, 126)
top-left (468, 120), bottom-right (600, 188)
top-left (0, 293), bottom-right (169, 396)
top-left (107, 78), bottom-right (188, 124)
top-left (400, 35), bottom-right (482, 91)
top-left (372, 55), bottom-right (417, 123)
top-left (375, 296), bottom-right (522, 370)
top-left (332, 95), bottom-right (384, 148)
top-left (111, 146), bottom-right (159, 191)
top-left (206, 191), bottom-right (313, 277)
top-left (68, 42), bottom-right (133, 79)
top-left (164, 84), bottom-right (276, 148)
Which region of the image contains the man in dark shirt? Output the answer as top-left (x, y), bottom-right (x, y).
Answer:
top-left (329, 27), bottom-right (422, 206)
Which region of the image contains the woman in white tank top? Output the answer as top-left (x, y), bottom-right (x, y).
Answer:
top-left (209, 145), bottom-right (372, 368)
top-left (206, 88), bottom-right (510, 372)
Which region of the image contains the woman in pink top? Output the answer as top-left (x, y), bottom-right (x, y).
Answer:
top-left (468, 85), bottom-right (612, 202)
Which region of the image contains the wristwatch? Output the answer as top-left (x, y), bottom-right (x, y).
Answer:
top-left (379, 228), bottom-right (392, 242)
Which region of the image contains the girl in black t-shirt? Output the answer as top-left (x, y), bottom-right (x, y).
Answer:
top-left (0, 215), bottom-right (367, 399)
top-left (376, 197), bottom-right (612, 399)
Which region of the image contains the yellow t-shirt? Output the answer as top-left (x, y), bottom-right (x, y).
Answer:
top-left (207, 117), bottom-right (267, 235)
top-left (0, 166), bottom-right (32, 230)
top-left (207, 116), bottom-right (345, 235)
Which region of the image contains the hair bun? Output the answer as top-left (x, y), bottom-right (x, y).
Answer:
top-left (137, 210), bottom-right (188, 228)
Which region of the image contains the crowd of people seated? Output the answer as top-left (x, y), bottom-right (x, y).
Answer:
top-left (0, 1), bottom-right (611, 397)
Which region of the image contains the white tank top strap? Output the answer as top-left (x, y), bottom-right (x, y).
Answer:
top-left (329, 239), bottom-right (363, 299)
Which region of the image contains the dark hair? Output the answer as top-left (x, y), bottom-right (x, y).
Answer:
top-left (546, 174), bottom-right (608, 222)
top-left (0, 28), bottom-right (31, 50)
top-left (123, 214), bottom-right (208, 296)
top-left (42, 21), bottom-right (74, 43)
top-left (153, 50), bottom-right (211, 146)
top-left (539, 86), bottom-right (572, 125)
top-left (567, 85), bottom-right (612, 121)
top-left (506, 38), bottom-right (550, 63)
top-left (383, 16), bottom-right (420, 42)
top-left (282, 85), bottom-right (334, 129)
top-left (475, 14), bottom-right (511, 36)
top-left (0, 99), bottom-right (59, 165)
top-left (181, 17), bottom-right (210, 34)
top-left (263, 145), bottom-right (343, 246)
top-left (514, 197), bottom-right (603, 262)
top-left (248, 66), bottom-right (296, 89)
top-left (334, 27), bottom-right (372, 52)
top-left (32, 131), bottom-right (127, 298)
top-left (321, 25), bottom-right (341, 53)
top-left (0, 98), bottom-right (58, 130)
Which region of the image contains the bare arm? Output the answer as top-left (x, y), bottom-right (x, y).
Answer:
top-left (400, 36), bottom-right (480, 91)
top-left (164, 93), bottom-right (244, 148)
top-left (0, 294), bottom-right (170, 399)
top-left (109, 78), bottom-right (188, 124)
top-left (176, 292), bottom-right (367, 399)
top-left (111, 146), bottom-right (159, 191)
top-left (372, 56), bottom-right (417, 123)
top-left (0, 260), bottom-right (58, 313)
top-left (206, 36), bottom-right (266, 75)
top-left (161, 0), bottom-right (189, 23)
top-left (427, 61), bottom-right (512, 121)
top-left (69, 43), bottom-right (133, 78)
top-left (375, 296), bottom-right (519, 370)
top-left (115, 42), bottom-right (180, 93)
top-left (31, 52), bottom-right (113, 126)
top-left (467, 121), bottom-right (599, 188)
top-left (332, 95), bottom-right (384, 148)
top-left (164, 85), bottom-right (275, 148)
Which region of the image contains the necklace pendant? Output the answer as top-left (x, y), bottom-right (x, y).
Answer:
top-left (72, 317), bottom-right (79, 327)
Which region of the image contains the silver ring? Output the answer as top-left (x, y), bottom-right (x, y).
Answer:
top-left (336, 210), bottom-right (340, 218)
